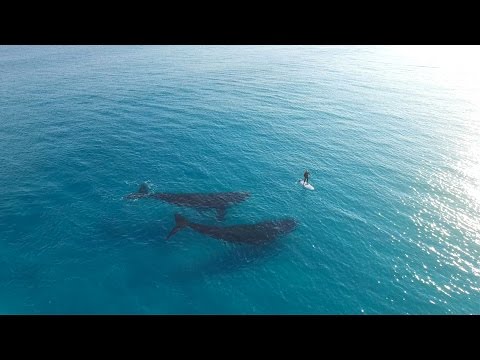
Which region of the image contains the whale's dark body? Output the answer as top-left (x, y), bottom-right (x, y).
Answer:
top-left (125, 183), bottom-right (250, 220)
top-left (167, 213), bottom-right (297, 244)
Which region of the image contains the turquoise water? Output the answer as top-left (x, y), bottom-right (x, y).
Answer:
top-left (1, 45), bottom-right (479, 314)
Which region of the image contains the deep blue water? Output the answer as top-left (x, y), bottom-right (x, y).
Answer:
top-left (1, 45), bottom-right (479, 314)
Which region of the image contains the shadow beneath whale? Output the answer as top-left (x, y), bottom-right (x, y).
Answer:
top-left (166, 240), bottom-right (286, 284)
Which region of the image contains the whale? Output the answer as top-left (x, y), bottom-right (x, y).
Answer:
top-left (166, 213), bottom-right (297, 244)
top-left (125, 183), bottom-right (250, 221)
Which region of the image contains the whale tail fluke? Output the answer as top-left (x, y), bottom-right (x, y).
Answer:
top-left (166, 213), bottom-right (189, 240)
top-left (124, 182), bottom-right (150, 200)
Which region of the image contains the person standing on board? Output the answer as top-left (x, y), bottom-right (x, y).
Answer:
top-left (303, 169), bottom-right (310, 184)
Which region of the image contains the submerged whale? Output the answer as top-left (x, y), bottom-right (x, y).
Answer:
top-left (166, 213), bottom-right (297, 244)
top-left (125, 183), bottom-right (250, 221)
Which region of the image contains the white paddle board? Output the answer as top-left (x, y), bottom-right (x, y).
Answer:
top-left (299, 179), bottom-right (314, 190)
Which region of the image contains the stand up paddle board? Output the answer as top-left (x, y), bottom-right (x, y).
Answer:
top-left (299, 179), bottom-right (314, 190)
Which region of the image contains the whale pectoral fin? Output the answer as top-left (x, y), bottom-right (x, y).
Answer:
top-left (216, 207), bottom-right (227, 221)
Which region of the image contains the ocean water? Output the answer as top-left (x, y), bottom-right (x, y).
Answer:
top-left (1, 45), bottom-right (479, 314)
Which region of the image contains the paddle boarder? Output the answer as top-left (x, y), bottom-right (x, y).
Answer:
top-left (303, 169), bottom-right (310, 185)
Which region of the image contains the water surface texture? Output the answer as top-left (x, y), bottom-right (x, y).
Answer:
top-left (1, 45), bottom-right (479, 314)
